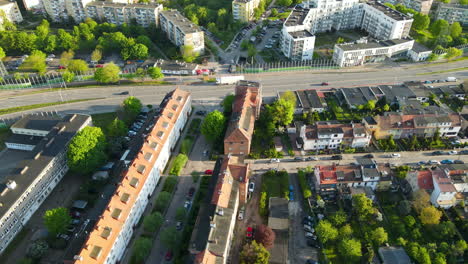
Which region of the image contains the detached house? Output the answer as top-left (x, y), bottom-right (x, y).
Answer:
top-left (430, 168), bottom-right (457, 209)
top-left (224, 81), bottom-right (262, 156)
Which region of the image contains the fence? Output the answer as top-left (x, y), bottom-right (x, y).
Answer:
top-left (236, 59), bottom-right (339, 74)
top-left (432, 43), bottom-right (468, 55)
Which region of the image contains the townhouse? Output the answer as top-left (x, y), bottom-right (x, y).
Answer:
top-left (363, 111), bottom-right (462, 139)
top-left (278, 89), bottom-right (326, 114)
top-left (434, 3), bottom-right (468, 26)
top-left (0, 114), bottom-right (91, 254)
top-left (0, 0), bottom-right (23, 24)
top-left (73, 89), bottom-right (191, 264)
top-left (296, 121), bottom-right (371, 150)
top-left (159, 9), bottom-right (205, 53)
top-left (430, 168), bottom-right (457, 208)
top-left (232, 0), bottom-right (261, 22)
top-left (85, 1), bottom-right (162, 27)
top-left (224, 80), bottom-right (262, 156)
top-left (190, 156), bottom-right (250, 264)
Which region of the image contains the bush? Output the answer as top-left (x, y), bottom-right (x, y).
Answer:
top-left (170, 154), bottom-right (188, 176)
top-left (180, 136), bottom-right (194, 155)
top-left (162, 176), bottom-right (178, 192)
top-left (154, 191), bottom-right (171, 213)
top-left (298, 170), bottom-right (312, 199)
top-left (188, 118), bottom-right (201, 134)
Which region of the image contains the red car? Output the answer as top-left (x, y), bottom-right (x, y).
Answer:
top-left (321, 82), bottom-right (329, 86)
top-left (165, 250), bottom-right (173, 261)
top-left (58, 65), bottom-right (66, 69)
top-left (246, 227), bottom-right (254, 238)
top-left (204, 169), bottom-right (213, 175)
top-left (96, 64), bottom-right (104, 68)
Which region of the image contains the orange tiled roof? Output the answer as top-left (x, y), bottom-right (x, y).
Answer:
top-left (194, 250), bottom-right (217, 264)
top-left (417, 170), bottom-right (434, 190)
top-left (211, 157), bottom-right (249, 208)
top-left (74, 89), bottom-right (190, 264)
top-left (432, 168), bottom-right (457, 193)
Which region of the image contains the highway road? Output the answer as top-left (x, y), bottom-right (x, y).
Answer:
top-left (0, 60), bottom-right (467, 120)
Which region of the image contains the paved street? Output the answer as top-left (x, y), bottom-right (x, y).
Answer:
top-left (0, 60), bottom-right (467, 120)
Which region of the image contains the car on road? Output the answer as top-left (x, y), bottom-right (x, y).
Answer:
top-left (432, 151), bottom-right (444, 156)
top-left (248, 182), bottom-right (255, 192)
top-left (294, 157), bottom-right (305, 161)
top-left (238, 209), bottom-right (244, 221)
top-left (417, 161), bottom-right (426, 166)
top-left (441, 159), bottom-right (454, 164)
top-left (176, 221), bottom-right (183, 231)
top-left (306, 239), bottom-right (321, 248)
top-left (118, 91), bottom-right (129, 95)
top-left (204, 169), bottom-right (213, 175)
top-left (165, 250), bottom-right (173, 261)
top-left (454, 160), bottom-right (464, 164)
top-left (363, 154), bottom-right (374, 158)
top-left (306, 156), bottom-right (319, 161)
top-left (448, 150), bottom-right (458, 155)
top-left (196, 110), bottom-right (207, 116)
top-left (461, 150), bottom-right (468, 155)
top-left (269, 158), bottom-right (280, 163)
top-left (331, 155), bottom-right (342, 160)
top-left (321, 82), bottom-right (329, 86)
top-left (188, 187), bottom-right (195, 198)
top-left (429, 160), bottom-right (440, 165)
top-left (390, 153), bottom-right (401, 158)
top-left (246, 227), bottom-right (254, 238)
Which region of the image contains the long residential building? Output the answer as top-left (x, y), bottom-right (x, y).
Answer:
top-left (380, 0), bottom-right (434, 15)
top-left (224, 80), bottom-right (262, 156)
top-left (85, 1), bottom-right (162, 27)
top-left (0, 0), bottom-right (23, 24)
top-left (159, 9), bottom-right (205, 53)
top-left (296, 121), bottom-right (371, 150)
top-left (281, 0), bottom-right (413, 60)
top-left (232, 0), bottom-right (261, 22)
top-left (434, 3), bottom-right (468, 26)
top-left (42, 0), bottom-right (92, 22)
top-left (0, 114), bottom-right (91, 254)
top-left (363, 111), bottom-right (462, 139)
top-left (73, 89), bottom-right (191, 264)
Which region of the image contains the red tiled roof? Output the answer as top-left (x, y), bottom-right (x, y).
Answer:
top-left (432, 168), bottom-right (457, 193)
top-left (417, 170), bottom-right (434, 190)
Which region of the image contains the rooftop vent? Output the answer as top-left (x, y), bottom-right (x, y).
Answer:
top-left (70, 114), bottom-right (76, 122)
top-left (20, 166), bottom-right (29, 175)
top-left (34, 151), bottom-right (42, 160)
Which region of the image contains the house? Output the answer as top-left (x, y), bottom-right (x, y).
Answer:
top-left (224, 81), bottom-right (262, 156)
top-left (296, 121), bottom-right (371, 150)
top-left (434, 85), bottom-right (465, 100)
top-left (378, 246), bottom-right (412, 264)
top-left (73, 89), bottom-right (191, 264)
top-left (152, 59), bottom-right (199, 75)
top-left (408, 42), bottom-right (432, 62)
top-left (190, 156), bottom-right (250, 264)
top-left (405, 170), bottom-right (434, 192)
top-left (278, 89), bottom-right (326, 114)
top-left (364, 111), bottom-right (462, 139)
top-left (430, 168), bottom-right (457, 208)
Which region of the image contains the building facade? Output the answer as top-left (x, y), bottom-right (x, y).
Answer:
top-left (435, 3), bottom-right (468, 26)
top-left (380, 0), bottom-right (434, 15)
top-left (0, 114), bottom-right (91, 254)
top-left (85, 2), bottom-right (162, 27)
top-left (430, 168), bottom-right (457, 208)
top-left (43, 0), bottom-right (92, 22)
top-left (296, 121), bottom-right (371, 150)
top-left (280, 6), bottom-right (316, 61)
top-left (74, 89), bottom-right (191, 264)
top-left (159, 9), bottom-right (205, 53)
top-left (232, 0), bottom-right (261, 22)
top-left (224, 81), bottom-right (262, 156)
top-left (0, 0), bottom-right (23, 24)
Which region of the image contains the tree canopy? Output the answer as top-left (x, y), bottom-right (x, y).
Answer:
top-left (130, 237), bottom-right (152, 264)
top-left (143, 212), bottom-right (163, 233)
top-left (419, 206), bottom-right (442, 225)
top-left (67, 59), bottom-right (89, 72)
top-left (147, 66), bottom-right (164, 80)
top-left (352, 194), bottom-right (374, 220)
top-left (280, 90), bottom-right (297, 107)
top-left (371, 227), bottom-right (388, 246)
top-left (338, 238), bottom-right (362, 261)
top-left (123, 96), bottom-right (143, 117)
top-left (67, 126), bottom-right (107, 175)
top-left (222, 94), bottom-right (235, 113)
top-left (20, 50), bottom-right (47, 75)
top-left (240, 240), bottom-right (270, 264)
top-left (94, 63), bottom-right (120, 83)
top-left (267, 98), bottom-right (295, 127)
top-left (316, 220), bottom-right (338, 244)
top-left (107, 118), bottom-right (127, 137)
top-left (412, 189), bottom-right (430, 213)
top-left (43, 207), bottom-right (71, 236)
top-left (445, 47), bottom-right (462, 60)
top-left (201, 110), bottom-right (226, 143)
top-left (254, 225), bottom-right (276, 249)
top-left (160, 226), bottom-right (179, 248)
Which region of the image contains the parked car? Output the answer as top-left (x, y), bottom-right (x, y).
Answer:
top-left (304, 225), bottom-right (314, 232)
top-left (454, 160), bottom-right (464, 164)
top-left (67, 226), bottom-right (76, 233)
top-left (69, 211), bottom-right (81, 219)
top-left (248, 182), bottom-right (255, 192)
top-left (429, 160), bottom-right (440, 165)
top-left (417, 161), bottom-right (426, 166)
top-left (165, 250), bottom-right (173, 261)
top-left (204, 169), bottom-right (213, 175)
top-left (294, 157), bottom-right (305, 162)
top-left (305, 232), bottom-right (315, 239)
top-left (184, 200), bottom-right (192, 210)
top-left (448, 150), bottom-right (458, 155)
top-left (321, 82), bottom-right (329, 86)
top-left (306, 239), bottom-right (321, 248)
top-left (57, 234), bottom-right (70, 240)
top-left (246, 227), bottom-right (254, 238)
top-left (390, 153), bottom-right (401, 158)
top-left (188, 187), bottom-right (195, 198)
top-left (306, 156), bottom-right (319, 161)
top-left (58, 65), bottom-right (66, 69)
top-left (363, 154), bottom-right (374, 158)
top-left (176, 221), bottom-right (183, 231)
top-left (432, 151), bottom-right (444, 156)
top-left (196, 110), bottom-right (207, 116)
top-left (118, 91), bottom-right (129, 95)
top-left (96, 64), bottom-right (104, 68)
top-left (331, 155), bottom-right (342, 160)
top-left (441, 159), bottom-right (454, 164)
top-left (238, 210), bottom-right (244, 221)
top-left (270, 158), bottom-right (280, 163)
top-left (460, 150), bottom-right (468, 155)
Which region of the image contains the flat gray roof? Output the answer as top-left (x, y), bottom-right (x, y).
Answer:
top-left (367, 0), bottom-right (412, 21)
top-left (378, 246), bottom-right (411, 264)
top-left (11, 114), bottom-right (61, 131)
top-left (337, 39), bottom-right (412, 51)
top-left (289, 30), bottom-right (314, 39)
top-left (285, 6), bottom-right (310, 27)
top-left (161, 9), bottom-right (202, 34)
top-left (5, 134), bottom-right (42, 146)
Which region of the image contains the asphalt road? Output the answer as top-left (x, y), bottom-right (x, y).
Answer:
top-left (0, 60), bottom-right (467, 120)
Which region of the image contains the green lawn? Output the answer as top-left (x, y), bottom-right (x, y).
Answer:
top-left (268, 11), bottom-right (291, 20)
top-left (91, 112), bottom-right (118, 132)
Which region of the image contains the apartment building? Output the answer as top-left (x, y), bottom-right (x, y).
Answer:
top-left (21, 0), bottom-right (44, 12)
top-left (434, 3), bottom-right (468, 26)
top-left (314, 161), bottom-right (393, 199)
top-left (363, 111), bottom-right (462, 139)
top-left (85, 1), bottom-right (162, 27)
top-left (306, 0), bottom-right (362, 33)
top-left (232, 0), bottom-right (261, 22)
top-left (0, 114), bottom-right (91, 254)
top-left (224, 80), bottom-right (262, 156)
top-left (42, 0), bottom-right (92, 22)
top-left (159, 9), bottom-right (204, 53)
top-left (73, 89), bottom-right (191, 264)
top-left (333, 38), bottom-right (414, 67)
top-left (296, 121), bottom-right (371, 150)
top-left (380, 0), bottom-right (434, 15)
top-left (0, 0), bottom-right (23, 24)
top-left (190, 156), bottom-right (249, 264)
top-left (281, 6), bottom-right (316, 61)
top-left (5, 114), bottom-right (62, 151)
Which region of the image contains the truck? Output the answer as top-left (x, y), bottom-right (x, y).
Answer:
top-left (446, 77), bottom-right (457, 82)
top-left (216, 75), bottom-right (245, 85)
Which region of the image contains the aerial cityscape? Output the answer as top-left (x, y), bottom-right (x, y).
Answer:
top-left (0, 0), bottom-right (467, 263)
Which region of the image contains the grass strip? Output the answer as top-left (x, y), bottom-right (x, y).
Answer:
top-left (0, 98), bottom-right (103, 115)
top-left (416, 67), bottom-right (468, 75)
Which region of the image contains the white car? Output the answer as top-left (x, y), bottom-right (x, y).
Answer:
top-left (248, 182), bottom-right (255, 192)
top-left (305, 232), bottom-right (316, 239)
top-left (390, 153), bottom-right (401, 158)
top-left (429, 160), bottom-right (440, 165)
top-left (238, 210), bottom-right (244, 221)
top-left (270, 158), bottom-right (280, 163)
top-left (448, 151), bottom-right (458, 155)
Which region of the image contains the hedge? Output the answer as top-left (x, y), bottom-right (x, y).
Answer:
top-left (180, 136), bottom-right (195, 155)
top-left (298, 170), bottom-right (312, 199)
top-left (162, 176), bottom-right (178, 193)
top-left (170, 154), bottom-right (188, 176)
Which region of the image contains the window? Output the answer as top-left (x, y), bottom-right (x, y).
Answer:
top-left (90, 246), bottom-right (102, 259)
top-left (129, 177), bottom-right (139, 187)
top-left (120, 193), bottom-right (130, 203)
top-left (101, 227), bottom-right (112, 239)
top-left (136, 165), bottom-right (146, 174)
top-left (111, 208), bottom-right (122, 219)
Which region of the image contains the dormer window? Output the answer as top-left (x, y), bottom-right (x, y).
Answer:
top-left (111, 208), bottom-right (122, 219)
top-left (172, 104), bottom-right (178, 110)
top-left (90, 246), bottom-right (102, 259)
top-left (136, 165), bottom-right (146, 174)
top-left (149, 141), bottom-right (158, 150)
top-left (162, 122), bottom-right (169, 129)
top-left (157, 131), bottom-right (164, 138)
top-left (129, 177), bottom-right (139, 187)
top-left (144, 152), bottom-right (152, 161)
top-left (177, 96), bottom-right (183, 101)
top-left (120, 193), bottom-right (130, 203)
top-left (101, 227), bottom-right (112, 239)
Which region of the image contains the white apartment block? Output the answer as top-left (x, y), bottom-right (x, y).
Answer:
top-left (21, 0), bottom-right (44, 12)
top-left (159, 10), bottom-right (205, 53)
top-left (306, 0), bottom-right (362, 33)
top-left (281, 6), bottom-right (316, 60)
top-left (0, 114), bottom-right (91, 254)
top-left (232, 0), bottom-right (261, 22)
top-left (0, 0), bottom-right (23, 24)
top-left (74, 89), bottom-right (191, 264)
top-left (85, 2), bottom-right (162, 27)
top-left (435, 3), bottom-right (468, 26)
top-left (333, 38), bottom-right (414, 67)
top-left (43, 0), bottom-right (92, 22)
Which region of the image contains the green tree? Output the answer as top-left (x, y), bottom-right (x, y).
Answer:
top-left (247, 44), bottom-right (257, 60)
top-left (175, 207), bottom-right (186, 221)
top-left (452, 240), bottom-right (467, 256)
top-left (383, 104), bottom-right (390, 112)
top-left (0, 46), bottom-right (6, 59)
top-left (147, 66), bottom-right (164, 80)
top-left (280, 90), bottom-right (297, 107)
top-left (16, 32), bottom-right (37, 53)
top-left (371, 227), bottom-right (388, 246)
top-left (445, 47), bottom-right (462, 60)
top-left (339, 224), bottom-right (353, 238)
top-left (430, 19), bottom-right (450, 36)
top-left (270, 8), bottom-right (278, 17)
top-left (419, 206), bottom-right (442, 225)
top-left (240, 241), bottom-right (270, 264)
top-left (62, 71), bottom-right (75, 83)
top-left (412, 189), bottom-right (430, 213)
top-left (241, 39), bottom-right (249, 50)
top-left (404, 215), bottom-right (416, 227)
top-left (336, 37), bottom-right (345, 44)
top-left (412, 13), bottom-right (430, 31)
top-left (94, 63), bottom-right (120, 83)
top-left (67, 59), bottom-right (89, 72)
top-left (364, 100), bottom-right (376, 111)
top-left (259, 192), bottom-right (268, 216)
top-left (449, 22), bottom-right (462, 38)
top-left (222, 94), bottom-right (235, 113)
top-left (43, 35), bottom-right (57, 53)
top-left (352, 194), bottom-right (374, 220)
top-left (329, 210), bottom-right (347, 226)
top-left (154, 191), bottom-right (171, 212)
top-left (60, 50), bottom-right (74, 66)
top-left (121, 43), bottom-right (148, 60)
top-left (57, 29), bottom-right (78, 51)
top-left (130, 237), bottom-right (152, 264)
top-left (201, 110), bottom-right (226, 143)
top-left (268, 98), bottom-right (295, 126)
top-left (338, 238), bottom-right (362, 261)
top-left (143, 212), bottom-right (163, 233)
top-left (315, 220), bottom-right (338, 244)
top-left (67, 126), bottom-right (107, 174)
top-left (181, 45), bottom-right (198, 63)
top-left (27, 240), bottom-right (49, 259)
top-left (43, 207), bottom-right (71, 236)
top-left (107, 118), bottom-right (127, 137)
top-left (123, 96), bottom-right (143, 117)
top-left (91, 49), bottom-right (102, 62)
top-left (160, 226), bottom-right (179, 248)
top-left (20, 50), bottom-right (47, 75)
top-left (278, 0), bottom-right (293, 7)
